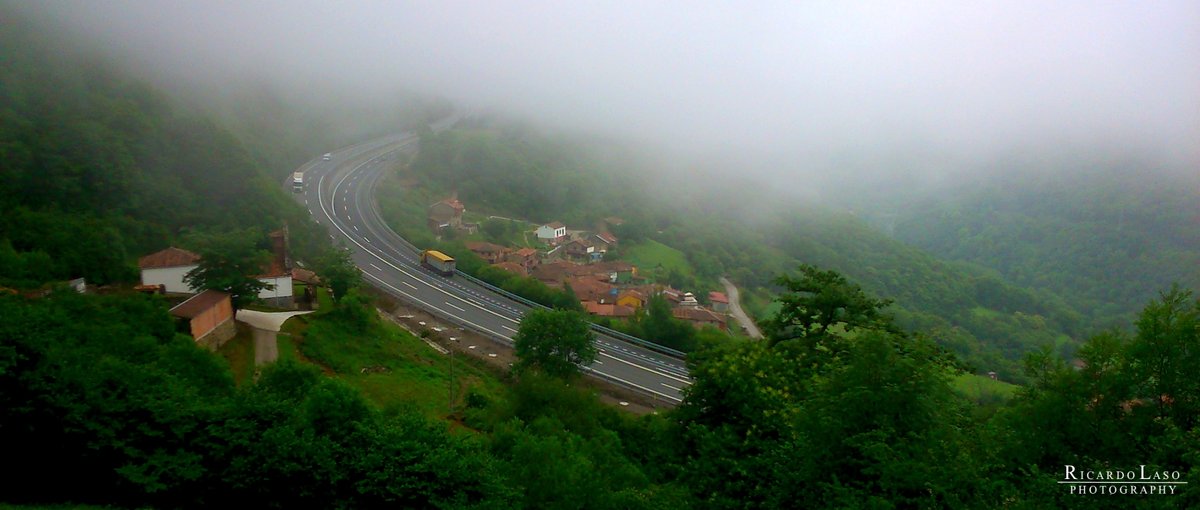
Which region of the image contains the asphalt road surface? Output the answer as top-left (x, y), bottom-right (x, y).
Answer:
top-left (292, 128), bottom-right (691, 404)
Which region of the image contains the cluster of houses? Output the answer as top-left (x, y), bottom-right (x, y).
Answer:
top-left (429, 197), bottom-right (731, 331)
top-left (135, 228), bottom-right (317, 349)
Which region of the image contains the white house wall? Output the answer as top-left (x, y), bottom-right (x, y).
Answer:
top-left (258, 276), bottom-right (294, 300)
top-left (142, 266), bottom-right (198, 294)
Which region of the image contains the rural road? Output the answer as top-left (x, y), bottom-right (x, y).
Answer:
top-left (719, 277), bottom-right (763, 339)
top-left (236, 310), bottom-right (313, 365)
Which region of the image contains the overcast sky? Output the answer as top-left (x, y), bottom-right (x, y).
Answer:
top-left (24, 0), bottom-right (1200, 188)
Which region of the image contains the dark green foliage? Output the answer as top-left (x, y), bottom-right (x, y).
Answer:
top-left (0, 13), bottom-right (331, 288)
top-left (633, 294), bottom-right (697, 352)
top-left (0, 292), bottom-right (510, 508)
top-left (767, 264), bottom-right (895, 342)
top-left (316, 245), bottom-right (362, 302)
top-left (513, 309), bottom-right (597, 379)
top-left (182, 229), bottom-right (271, 308)
top-left (891, 168), bottom-right (1200, 329)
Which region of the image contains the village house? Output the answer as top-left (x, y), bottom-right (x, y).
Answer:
top-left (591, 231), bottom-right (618, 253)
top-left (428, 197), bottom-right (466, 231)
top-left (169, 289), bottom-right (235, 349)
top-left (256, 229), bottom-right (294, 308)
top-left (709, 291), bottom-right (730, 313)
top-left (464, 241), bottom-right (512, 264)
top-left (616, 289), bottom-right (645, 310)
top-left (506, 247), bottom-right (540, 272)
top-left (563, 237), bottom-right (596, 263)
top-left (673, 306), bottom-right (728, 331)
top-left (535, 222), bottom-right (568, 244)
top-left (531, 260), bottom-right (587, 287)
top-left (491, 261), bottom-right (527, 277)
top-left (591, 261), bottom-right (637, 284)
top-left (583, 301), bottom-right (636, 319)
top-left (138, 247), bottom-right (201, 294)
top-left (567, 276), bottom-right (616, 304)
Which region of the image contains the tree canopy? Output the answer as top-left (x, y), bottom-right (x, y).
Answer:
top-left (182, 229), bottom-right (271, 308)
top-left (513, 309), bottom-right (598, 379)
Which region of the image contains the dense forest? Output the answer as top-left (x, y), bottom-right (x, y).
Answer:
top-left (3, 5), bottom-right (1198, 508)
top-left (0, 10), bottom-right (447, 288)
top-left (885, 166), bottom-right (1200, 329)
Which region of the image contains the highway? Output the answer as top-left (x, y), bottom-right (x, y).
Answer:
top-left (291, 127), bottom-right (691, 404)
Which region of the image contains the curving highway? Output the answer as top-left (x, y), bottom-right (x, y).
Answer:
top-left (291, 126), bottom-right (691, 404)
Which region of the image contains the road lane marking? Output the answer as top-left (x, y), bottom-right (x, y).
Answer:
top-left (313, 141), bottom-right (686, 400)
top-left (369, 263), bottom-right (382, 271)
top-left (598, 351), bottom-right (692, 385)
top-left (661, 382), bottom-right (683, 392)
top-left (445, 302), bottom-right (465, 312)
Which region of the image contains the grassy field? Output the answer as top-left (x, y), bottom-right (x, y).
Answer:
top-left (623, 239), bottom-right (695, 281)
top-left (283, 312), bottom-right (507, 420)
top-left (952, 372), bottom-right (1019, 404)
top-left (216, 323), bottom-right (257, 386)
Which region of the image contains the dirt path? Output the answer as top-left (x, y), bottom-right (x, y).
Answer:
top-left (719, 276), bottom-right (763, 339)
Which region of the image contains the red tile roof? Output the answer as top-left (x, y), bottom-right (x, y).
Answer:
top-left (169, 290), bottom-right (230, 319)
top-left (437, 198), bottom-right (465, 211)
top-left (709, 291), bottom-right (729, 304)
top-left (673, 306), bottom-right (726, 325)
top-left (292, 267), bottom-right (321, 284)
top-left (492, 261), bottom-right (527, 276)
top-left (568, 277), bottom-right (615, 303)
top-left (138, 247), bottom-right (201, 269)
top-left (545, 221), bottom-right (566, 229)
top-left (514, 247), bottom-right (538, 257)
top-left (465, 241), bottom-right (510, 254)
top-left (583, 301), bottom-right (635, 318)
top-left (595, 232), bottom-right (618, 244)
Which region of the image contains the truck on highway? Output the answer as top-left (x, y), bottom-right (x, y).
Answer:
top-left (292, 172), bottom-right (304, 192)
top-left (322, 152), bottom-right (332, 161)
top-left (420, 250), bottom-right (456, 276)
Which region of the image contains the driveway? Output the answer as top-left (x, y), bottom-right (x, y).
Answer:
top-left (236, 309), bottom-right (313, 365)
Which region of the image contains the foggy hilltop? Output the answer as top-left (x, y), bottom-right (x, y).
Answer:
top-left (15, 0), bottom-right (1199, 193)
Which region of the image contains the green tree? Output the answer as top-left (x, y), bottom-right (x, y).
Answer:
top-left (317, 246), bottom-right (362, 303)
top-left (639, 294), bottom-right (696, 352)
top-left (767, 264), bottom-right (894, 344)
top-left (183, 229), bottom-right (271, 309)
top-left (481, 218), bottom-right (508, 242)
top-left (513, 309), bottom-right (597, 379)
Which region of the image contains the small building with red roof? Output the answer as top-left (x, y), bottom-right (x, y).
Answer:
top-left (428, 196), bottom-right (466, 230)
top-left (536, 222), bottom-right (568, 244)
top-left (709, 291), bottom-right (730, 313)
top-left (256, 229), bottom-right (294, 307)
top-left (169, 289), bottom-right (235, 349)
top-left (138, 247), bottom-right (201, 294)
